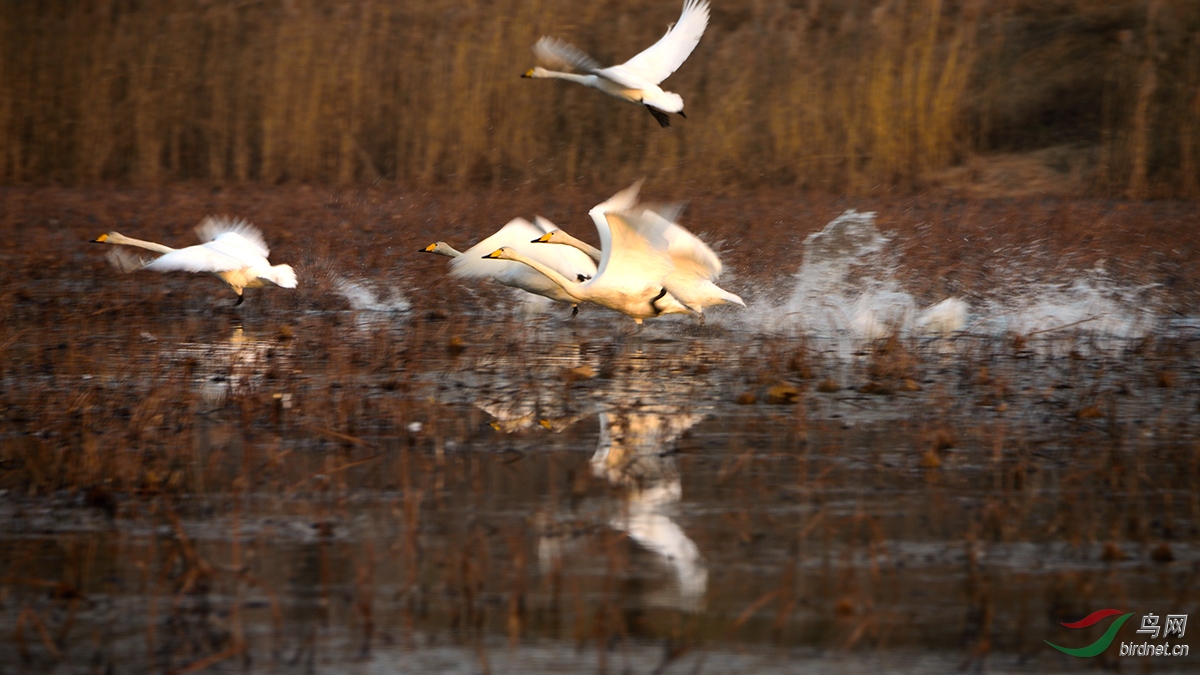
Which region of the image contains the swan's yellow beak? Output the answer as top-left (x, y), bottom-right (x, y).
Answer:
top-left (521, 68), bottom-right (534, 78)
top-left (92, 233), bottom-right (108, 243)
top-left (484, 249), bottom-right (504, 259)
top-left (533, 233), bottom-right (553, 243)
top-left (421, 243), bottom-right (437, 253)
top-left (538, 419), bottom-right (552, 430)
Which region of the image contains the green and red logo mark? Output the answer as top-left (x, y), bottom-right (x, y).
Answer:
top-left (1045, 609), bottom-right (1134, 657)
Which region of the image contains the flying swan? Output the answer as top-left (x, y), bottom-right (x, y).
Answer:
top-left (422, 217), bottom-right (597, 316)
top-left (484, 183), bottom-right (696, 325)
top-left (522, 0), bottom-right (710, 127)
top-left (534, 190), bottom-right (743, 320)
top-left (92, 217), bottom-right (297, 305)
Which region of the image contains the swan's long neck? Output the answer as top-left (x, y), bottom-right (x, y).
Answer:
top-left (500, 250), bottom-right (588, 303)
top-left (555, 231), bottom-right (602, 263)
top-left (104, 232), bottom-right (175, 254)
top-left (533, 70), bottom-right (594, 86)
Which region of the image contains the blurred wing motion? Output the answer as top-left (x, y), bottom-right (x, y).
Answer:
top-left (532, 36), bottom-right (602, 74)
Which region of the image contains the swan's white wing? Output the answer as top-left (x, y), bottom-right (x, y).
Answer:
top-left (196, 217), bottom-right (271, 258)
top-left (636, 210), bottom-right (722, 280)
top-left (450, 218), bottom-right (546, 279)
top-left (203, 232), bottom-right (276, 268)
top-left (105, 247), bottom-right (155, 273)
top-left (594, 180), bottom-right (644, 214)
top-left (641, 201), bottom-right (687, 225)
top-left (533, 217), bottom-right (601, 275)
top-left (595, 212), bottom-right (675, 292)
top-left (588, 180), bottom-right (645, 277)
top-left (142, 243), bottom-right (251, 274)
top-left (451, 218), bottom-right (596, 286)
top-left (602, 0), bottom-right (709, 86)
top-left (520, 235), bottom-right (597, 282)
top-left (532, 36), bottom-right (602, 73)
top-left (531, 216), bottom-right (562, 237)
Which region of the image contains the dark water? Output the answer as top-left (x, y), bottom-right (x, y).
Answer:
top-left (2, 298), bottom-right (1198, 673)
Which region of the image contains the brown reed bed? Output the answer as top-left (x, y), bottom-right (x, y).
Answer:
top-left (2, 1), bottom-right (1198, 198)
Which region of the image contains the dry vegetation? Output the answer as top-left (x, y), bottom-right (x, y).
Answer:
top-left (1, 0), bottom-right (1198, 196)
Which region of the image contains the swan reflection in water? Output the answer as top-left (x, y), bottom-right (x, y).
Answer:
top-left (169, 325), bottom-right (292, 405)
top-left (539, 407), bottom-right (709, 612)
top-left (594, 409), bottom-right (708, 610)
top-left (450, 337), bottom-right (713, 609)
top-left (466, 342), bottom-right (598, 433)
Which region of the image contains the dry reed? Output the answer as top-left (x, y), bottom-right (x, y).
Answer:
top-left (2, 1), bottom-right (1197, 196)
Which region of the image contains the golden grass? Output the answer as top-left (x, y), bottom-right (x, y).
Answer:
top-left (1, 1), bottom-right (1197, 195)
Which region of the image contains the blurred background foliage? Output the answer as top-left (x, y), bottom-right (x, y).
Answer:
top-left (1, 0), bottom-right (1197, 197)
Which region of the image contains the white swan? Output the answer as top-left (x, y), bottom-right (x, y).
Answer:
top-left (522, 0), bottom-right (710, 127)
top-left (92, 217), bottom-right (297, 305)
top-left (535, 195), bottom-right (744, 320)
top-left (484, 184), bottom-right (695, 325)
top-left (421, 241), bottom-right (463, 258)
top-left (422, 217), bottom-right (597, 315)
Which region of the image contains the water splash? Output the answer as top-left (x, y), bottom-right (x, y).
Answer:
top-left (773, 209), bottom-right (1160, 341)
top-left (974, 270), bottom-right (1159, 338)
top-left (334, 277), bottom-right (411, 313)
top-left (782, 210), bottom-right (924, 338)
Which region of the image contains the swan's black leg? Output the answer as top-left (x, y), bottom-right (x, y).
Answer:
top-left (678, 110), bottom-right (687, 119)
top-left (649, 287), bottom-right (669, 315)
top-left (571, 305), bottom-right (579, 318)
top-left (234, 294), bottom-right (245, 307)
top-left (646, 105), bottom-right (671, 128)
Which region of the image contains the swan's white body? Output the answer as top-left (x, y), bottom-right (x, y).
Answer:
top-left (486, 184), bottom-right (695, 325)
top-left (522, 0), bottom-right (710, 127)
top-left (424, 217), bottom-right (597, 312)
top-left (536, 191), bottom-right (744, 317)
top-left (93, 218), bottom-right (297, 304)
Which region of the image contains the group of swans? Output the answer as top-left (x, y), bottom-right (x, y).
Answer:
top-left (92, 217), bottom-right (297, 305)
top-left (522, 0), bottom-right (710, 128)
top-left (422, 216), bottom-right (598, 317)
top-left (90, 1), bottom-right (715, 310)
top-left (427, 180), bottom-right (743, 325)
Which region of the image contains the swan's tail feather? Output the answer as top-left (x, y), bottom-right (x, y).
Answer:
top-left (719, 288), bottom-right (746, 308)
top-left (265, 264), bottom-right (298, 288)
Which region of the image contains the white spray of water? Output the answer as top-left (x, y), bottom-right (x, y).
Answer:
top-left (767, 209), bottom-right (1158, 341)
top-left (780, 210), bottom-right (927, 338)
top-left (974, 271), bottom-right (1159, 338)
top-left (335, 277), bottom-right (412, 313)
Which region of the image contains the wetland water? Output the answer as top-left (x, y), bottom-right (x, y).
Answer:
top-left (5, 314), bottom-right (1198, 673)
top-left (1, 199), bottom-right (1198, 673)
